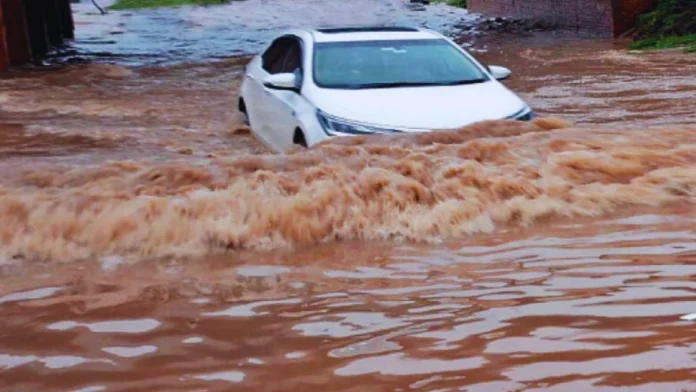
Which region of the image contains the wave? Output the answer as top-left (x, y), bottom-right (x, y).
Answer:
top-left (2, 118), bottom-right (696, 262)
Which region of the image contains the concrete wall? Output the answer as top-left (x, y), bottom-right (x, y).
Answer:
top-left (468, 0), bottom-right (656, 37)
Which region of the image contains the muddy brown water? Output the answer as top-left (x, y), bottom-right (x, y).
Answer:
top-left (2, 1), bottom-right (696, 391)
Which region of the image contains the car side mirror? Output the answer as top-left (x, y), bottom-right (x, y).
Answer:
top-left (263, 73), bottom-right (299, 91)
top-left (488, 65), bottom-right (512, 81)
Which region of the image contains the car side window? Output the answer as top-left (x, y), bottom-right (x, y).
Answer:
top-left (262, 38), bottom-right (291, 74)
top-left (282, 41), bottom-right (302, 74)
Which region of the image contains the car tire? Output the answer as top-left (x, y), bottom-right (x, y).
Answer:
top-left (293, 128), bottom-right (308, 148)
top-left (238, 99), bottom-right (250, 126)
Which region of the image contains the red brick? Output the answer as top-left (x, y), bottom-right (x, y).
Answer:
top-left (468, 0), bottom-right (656, 37)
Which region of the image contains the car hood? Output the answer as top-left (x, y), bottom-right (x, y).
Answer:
top-left (309, 81), bottom-right (529, 130)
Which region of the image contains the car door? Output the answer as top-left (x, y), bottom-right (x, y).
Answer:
top-left (245, 37), bottom-right (292, 148)
top-left (262, 37), bottom-right (307, 151)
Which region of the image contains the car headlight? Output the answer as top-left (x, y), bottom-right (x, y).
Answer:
top-left (508, 106), bottom-right (536, 122)
top-left (317, 110), bottom-right (402, 136)
top-left (516, 110), bottom-right (535, 121)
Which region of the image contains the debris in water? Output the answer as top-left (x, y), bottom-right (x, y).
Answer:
top-left (230, 126), bottom-right (251, 135)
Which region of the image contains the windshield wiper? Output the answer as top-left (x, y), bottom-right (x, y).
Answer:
top-left (437, 78), bottom-right (488, 86)
top-left (350, 81), bottom-right (436, 89)
top-left (350, 79), bottom-right (487, 89)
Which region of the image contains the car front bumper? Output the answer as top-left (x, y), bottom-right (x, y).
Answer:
top-left (317, 106), bottom-right (536, 138)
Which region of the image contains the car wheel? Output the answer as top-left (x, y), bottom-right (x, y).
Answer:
top-left (238, 98), bottom-right (250, 126)
top-left (293, 128), bottom-right (308, 148)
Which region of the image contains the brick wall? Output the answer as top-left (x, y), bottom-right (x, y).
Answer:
top-left (468, 0), bottom-right (653, 37)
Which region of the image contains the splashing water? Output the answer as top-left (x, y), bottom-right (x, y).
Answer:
top-left (2, 118), bottom-right (696, 262)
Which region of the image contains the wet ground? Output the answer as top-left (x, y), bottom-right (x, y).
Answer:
top-left (66, 0), bottom-right (479, 65)
top-left (1, 0), bottom-right (696, 391)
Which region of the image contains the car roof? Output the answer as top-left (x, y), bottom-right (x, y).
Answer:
top-left (306, 26), bottom-right (442, 43)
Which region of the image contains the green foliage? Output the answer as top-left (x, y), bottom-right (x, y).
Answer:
top-left (631, 0), bottom-right (695, 53)
top-left (432, 0), bottom-right (467, 8)
top-left (110, 0), bottom-right (225, 10)
top-left (630, 34), bottom-right (696, 51)
top-left (635, 0), bottom-right (694, 37)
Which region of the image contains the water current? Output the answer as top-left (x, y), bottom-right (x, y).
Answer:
top-left (1, 0), bottom-right (696, 390)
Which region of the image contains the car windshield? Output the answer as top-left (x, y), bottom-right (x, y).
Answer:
top-left (313, 39), bottom-right (489, 89)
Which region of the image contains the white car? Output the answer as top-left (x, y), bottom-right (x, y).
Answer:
top-left (238, 26), bottom-right (534, 152)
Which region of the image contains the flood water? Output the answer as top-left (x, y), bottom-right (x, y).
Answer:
top-left (2, 0), bottom-right (696, 391)
top-left (67, 0), bottom-right (478, 65)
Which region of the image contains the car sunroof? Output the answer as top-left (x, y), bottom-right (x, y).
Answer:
top-left (316, 26), bottom-right (419, 34)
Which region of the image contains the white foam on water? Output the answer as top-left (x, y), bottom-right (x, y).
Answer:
top-left (194, 370), bottom-right (245, 383)
top-left (39, 356), bottom-right (91, 369)
top-left (236, 265), bottom-right (291, 277)
top-left (203, 298), bottom-right (301, 318)
top-left (183, 337), bottom-right (204, 344)
top-left (0, 354), bottom-right (37, 369)
top-left (99, 255), bottom-right (125, 271)
top-left (102, 345), bottom-right (158, 358)
top-left (1, 354), bottom-right (115, 370)
top-left (69, 387), bottom-right (107, 392)
top-left (0, 287), bottom-right (63, 305)
top-left (680, 313), bottom-right (696, 321)
top-left (47, 319), bottom-right (161, 333)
